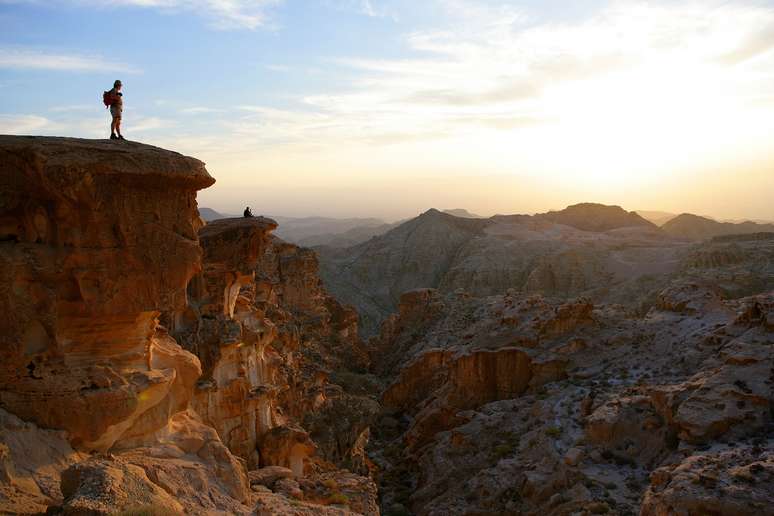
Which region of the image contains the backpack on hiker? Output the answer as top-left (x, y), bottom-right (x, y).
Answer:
top-left (102, 90), bottom-right (114, 108)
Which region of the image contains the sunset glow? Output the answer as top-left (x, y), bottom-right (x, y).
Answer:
top-left (2, 0), bottom-right (773, 219)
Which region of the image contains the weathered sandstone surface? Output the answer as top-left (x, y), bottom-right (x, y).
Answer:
top-left (166, 216), bottom-right (380, 483)
top-left (0, 137), bottom-right (379, 515)
top-left (0, 136), bottom-right (213, 452)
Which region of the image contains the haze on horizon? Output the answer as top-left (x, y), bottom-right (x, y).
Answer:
top-left (1, 0), bottom-right (773, 221)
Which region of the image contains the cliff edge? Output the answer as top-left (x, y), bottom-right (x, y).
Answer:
top-left (0, 137), bottom-right (379, 515)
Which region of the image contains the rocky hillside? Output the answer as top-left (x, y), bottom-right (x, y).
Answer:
top-left (636, 210), bottom-right (678, 226)
top-left (662, 213), bottom-right (774, 240)
top-left (537, 203), bottom-right (656, 232)
top-left (319, 204), bottom-right (681, 336)
top-left (0, 137), bottom-right (380, 515)
top-left (319, 209), bottom-right (491, 335)
top-left (368, 284), bottom-right (774, 515)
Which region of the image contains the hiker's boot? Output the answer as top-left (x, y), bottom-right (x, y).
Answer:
top-left (110, 134), bottom-right (118, 140)
top-left (117, 135), bottom-right (125, 140)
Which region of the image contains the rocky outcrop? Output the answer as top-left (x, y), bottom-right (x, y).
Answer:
top-left (63, 410), bottom-right (251, 515)
top-left (156, 215), bottom-right (380, 513)
top-left (0, 136), bottom-right (213, 451)
top-left (0, 409), bottom-right (86, 514)
top-left (0, 137), bottom-right (379, 515)
top-left (0, 137), bottom-right (256, 515)
top-left (679, 236), bottom-right (774, 300)
top-left (641, 446), bottom-right (774, 516)
top-left (368, 281), bottom-right (774, 515)
top-left (166, 221), bottom-right (378, 481)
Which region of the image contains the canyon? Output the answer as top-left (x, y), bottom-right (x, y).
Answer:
top-left (0, 136), bottom-right (772, 515)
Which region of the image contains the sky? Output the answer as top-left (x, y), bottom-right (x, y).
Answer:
top-left (1, 0), bottom-right (774, 221)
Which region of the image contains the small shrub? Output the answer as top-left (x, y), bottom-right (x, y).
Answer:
top-left (546, 426), bottom-right (562, 438)
top-left (328, 492), bottom-right (350, 505)
top-left (494, 444), bottom-right (513, 458)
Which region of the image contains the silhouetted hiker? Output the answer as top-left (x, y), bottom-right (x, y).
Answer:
top-left (103, 80), bottom-right (124, 140)
top-left (243, 206), bottom-right (254, 218)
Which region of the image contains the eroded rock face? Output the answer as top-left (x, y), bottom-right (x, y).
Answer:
top-left (0, 137), bottom-right (259, 515)
top-left (161, 223), bottom-right (380, 512)
top-left (369, 284), bottom-right (774, 515)
top-left (0, 408), bottom-right (86, 514)
top-left (60, 457), bottom-right (185, 516)
top-left (0, 137), bottom-right (380, 515)
top-left (641, 445), bottom-right (774, 516)
top-left (0, 136), bottom-right (213, 451)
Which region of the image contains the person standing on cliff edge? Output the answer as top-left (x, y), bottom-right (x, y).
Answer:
top-left (103, 80), bottom-right (124, 140)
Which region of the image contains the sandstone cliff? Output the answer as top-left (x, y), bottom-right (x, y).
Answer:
top-left (0, 136), bottom-right (213, 452)
top-left (164, 218), bottom-right (380, 480)
top-left (0, 137), bottom-right (379, 515)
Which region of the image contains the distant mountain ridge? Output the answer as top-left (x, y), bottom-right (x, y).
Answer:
top-left (318, 203), bottom-right (680, 335)
top-left (662, 213), bottom-right (774, 240)
top-left (199, 207), bottom-right (392, 247)
top-left (199, 207), bottom-right (232, 221)
top-left (538, 203), bottom-right (655, 232)
top-left (442, 208), bottom-right (484, 218)
top-left (636, 210), bottom-right (678, 226)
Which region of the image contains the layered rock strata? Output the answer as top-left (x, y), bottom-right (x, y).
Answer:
top-left (0, 137), bottom-right (379, 515)
top-left (163, 216), bottom-right (380, 510)
top-left (0, 137), bottom-right (213, 451)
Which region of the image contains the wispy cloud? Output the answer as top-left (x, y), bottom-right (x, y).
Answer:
top-left (50, 104), bottom-right (97, 112)
top-left (180, 106), bottom-right (224, 114)
top-left (265, 64), bottom-right (291, 72)
top-left (165, 0), bottom-right (774, 188)
top-left (0, 110), bottom-right (176, 138)
top-left (131, 116), bottom-right (177, 132)
top-left (0, 114), bottom-right (52, 134)
top-left (13, 0), bottom-right (285, 30)
top-left (0, 47), bottom-right (141, 73)
top-left (324, 0), bottom-right (395, 19)
top-left (293, 0), bottom-right (774, 146)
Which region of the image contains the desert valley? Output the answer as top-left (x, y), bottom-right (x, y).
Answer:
top-left (0, 136), bottom-right (772, 515)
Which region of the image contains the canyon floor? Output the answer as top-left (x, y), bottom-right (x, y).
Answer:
top-left (0, 137), bottom-right (772, 515)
